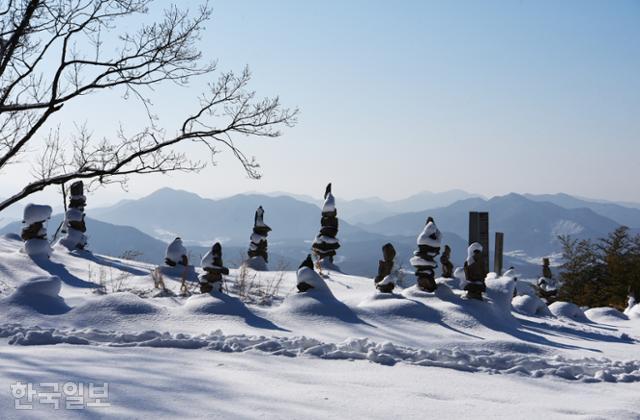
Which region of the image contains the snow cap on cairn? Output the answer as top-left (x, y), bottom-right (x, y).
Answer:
top-left (22, 204), bottom-right (52, 225)
top-left (322, 183), bottom-right (336, 214)
top-left (417, 216), bottom-right (442, 247)
top-left (165, 237), bottom-right (187, 266)
top-left (466, 242), bottom-right (483, 264)
top-left (254, 206), bottom-right (271, 230)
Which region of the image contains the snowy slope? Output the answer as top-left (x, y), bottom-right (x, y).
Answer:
top-left (1, 235), bottom-right (639, 418)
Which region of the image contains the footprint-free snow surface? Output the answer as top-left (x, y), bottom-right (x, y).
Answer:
top-left (1, 234), bottom-right (639, 419)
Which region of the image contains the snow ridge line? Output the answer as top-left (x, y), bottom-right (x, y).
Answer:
top-left (2, 324), bottom-right (639, 383)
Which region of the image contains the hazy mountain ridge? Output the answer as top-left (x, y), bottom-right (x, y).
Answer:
top-left (363, 193), bottom-right (622, 257)
top-left (3, 188), bottom-right (636, 278)
top-left (523, 193), bottom-right (640, 228)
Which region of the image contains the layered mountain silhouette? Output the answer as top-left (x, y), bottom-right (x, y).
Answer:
top-left (2, 188), bottom-right (637, 278)
top-left (363, 193), bottom-right (622, 256)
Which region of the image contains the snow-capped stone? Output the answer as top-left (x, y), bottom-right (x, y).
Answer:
top-left (22, 204), bottom-right (52, 225)
top-left (463, 242), bottom-right (486, 300)
top-left (417, 219), bottom-right (442, 247)
top-left (466, 242), bottom-right (483, 265)
top-left (21, 203), bottom-right (52, 257)
top-left (322, 191), bottom-right (336, 214)
top-left (512, 295), bottom-right (552, 317)
top-left (296, 254), bottom-right (328, 292)
top-left (165, 237), bottom-right (187, 267)
top-left (548, 301), bottom-right (588, 322)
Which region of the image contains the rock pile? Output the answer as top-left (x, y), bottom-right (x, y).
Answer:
top-left (410, 217), bottom-right (442, 292)
top-left (247, 206), bottom-right (271, 271)
top-left (200, 242), bottom-right (229, 293)
top-left (312, 183), bottom-right (340, 269)
top-left (58, 181), bottom-right (88, 250)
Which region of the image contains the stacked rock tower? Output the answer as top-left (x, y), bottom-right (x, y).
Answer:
top-left (311, 183), bottom-right (340, 267)
top-left (200, 242), bottom-right (229, 293)
top-left (247, 206), bottom-right (271, 271)
top-left (21, 204), bottom-right (53, 257)
top-left (58, 181), bottom-right (88, 250)
top-left (410, 217), bottom-right (442, 292)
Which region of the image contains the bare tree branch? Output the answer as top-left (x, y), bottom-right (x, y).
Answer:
top-left (0, 0), bottom-right (298, 213)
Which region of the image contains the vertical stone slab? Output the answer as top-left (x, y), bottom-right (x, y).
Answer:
top-left (468, 211), bottom-right (490, 277)
top-left (494, 232), bottom-right (504, 276)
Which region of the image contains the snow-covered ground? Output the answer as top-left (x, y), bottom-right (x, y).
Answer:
top-left (1, 233), bottom-right (639, 419)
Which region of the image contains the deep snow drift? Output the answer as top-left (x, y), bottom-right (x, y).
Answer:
top-left (0, 234), bottom-right (639, 418)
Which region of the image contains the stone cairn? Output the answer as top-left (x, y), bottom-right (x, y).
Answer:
top-left (463, 242), bottom-right (487, 300)
top-left (312, 183), bottom-right (340, 268)
top-left (410, 217), bottom-right (442, 292)
top-left (21, 203), bottom-right (53, 257)
top-left (246, 206), bottom-right (271, 271)
top-left (58, 181), bottom-right (88, 250)
top-left (440, 245), bottom-right (454, 278)
top-left (374, 243), bottom-right (396, 293)
top-left (165, 237), bottom-right (188, 267)
top-left (537, 258), bottom-right (558, 303)
top-left (200, 242), bottom-right (229, 293)
top-left (296, 254), bottom-right (327, 292)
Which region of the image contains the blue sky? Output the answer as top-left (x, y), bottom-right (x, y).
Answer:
top-left (2, 0), bottom-right (639, 205)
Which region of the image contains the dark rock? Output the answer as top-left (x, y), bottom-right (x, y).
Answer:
top-left (440, 245), bottom-right (454, 278)
top-left (374, 243), bottom-right (396, 293)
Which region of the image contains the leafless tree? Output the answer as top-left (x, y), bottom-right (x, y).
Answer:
top-left (0, 0), bottom-right (297, 213)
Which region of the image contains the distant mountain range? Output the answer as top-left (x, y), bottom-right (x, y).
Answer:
top-left (2, 188), bottom-right (639, 278)
top-left (522, 193), bottom-right (640, 228)
top-left (258, 189), bottom-right (483, 224)
top-left (362, 193), bottom-right (623, 257)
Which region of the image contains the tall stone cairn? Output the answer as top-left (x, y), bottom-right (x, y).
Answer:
top-left (247, 206), bottom-right (271, 270)
top-left (374, 243), bottom-right (396, 293)
top-left (410, 217), bottom-right (442, 292)
top-left (59, 181), bottom-right (88, 250)
top-left (312, 183), bottom-right (340, 264)
top-left (200, 242), bottom-right (230, 293)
